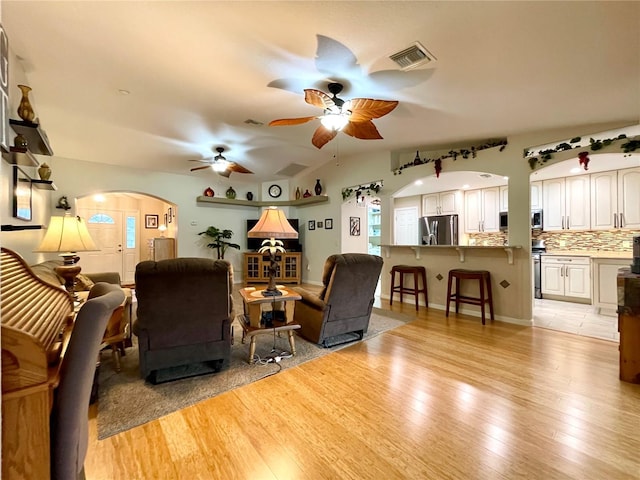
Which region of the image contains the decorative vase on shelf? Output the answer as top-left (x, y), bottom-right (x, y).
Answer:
top-left (204, 187), bottom-right (214, 197)
top-left (13, 133), bottom-right (28, 149)
top-left (38, 163), bottom-right (52, 180)
top-left (17, 85), bottom-right (35, 122)
top-left (295, 187), bottom-right (301, 200)
top-left (225, 186), bottom-right (236, 199)
top-left (246, 191), bottom-right (254, 201)
top-left (303, 189), bottom-right (312, 198)
top-left (314, 179), bottom-right (322, 196)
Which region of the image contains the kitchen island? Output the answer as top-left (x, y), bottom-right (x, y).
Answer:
top-left (380, 244), bottom-right (530, 325)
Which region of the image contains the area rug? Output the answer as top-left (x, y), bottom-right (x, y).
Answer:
top-left (96, 308), bottom-right (413, 439)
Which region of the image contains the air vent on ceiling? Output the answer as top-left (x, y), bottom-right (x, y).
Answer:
top-left (389, 42), bottom-right (436, 71)
top-left (275, 163), bottom-right (308, 177)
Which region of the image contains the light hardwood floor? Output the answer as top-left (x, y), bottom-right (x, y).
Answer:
top-left (86, 293), bottom-right (640, 479)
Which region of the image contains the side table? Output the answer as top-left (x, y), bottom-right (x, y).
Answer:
top-left (238, 287), bottom-right (302, 364)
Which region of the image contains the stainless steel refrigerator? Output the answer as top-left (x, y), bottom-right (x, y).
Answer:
top-left (420, 214), bottom-right (459, 245)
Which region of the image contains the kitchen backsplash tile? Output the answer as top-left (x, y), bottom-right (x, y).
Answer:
top-left (533, 230), bottom-right (639, 251)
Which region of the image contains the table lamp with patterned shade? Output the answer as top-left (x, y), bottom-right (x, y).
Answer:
top-left (34, 213), bottom-right (99, 299)
top-left (247, 207), bottom-right (298, 296)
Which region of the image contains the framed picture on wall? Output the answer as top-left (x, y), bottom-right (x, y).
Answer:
top-left (12, 166), bottom-right (32, 221)
top-left (349, 216), bottom-right (360, 236)
top-left (308, 220), bottom-right (315, 231)
top-left (145, 214), bottom-right (159, 229)
top-left (317, 221), bottom-right (323, 228)
top-left (325, 218), bottom-right (333, 229)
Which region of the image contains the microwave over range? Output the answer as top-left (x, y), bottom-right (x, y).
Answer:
top-left (498, 209), bottom-right (543, 231)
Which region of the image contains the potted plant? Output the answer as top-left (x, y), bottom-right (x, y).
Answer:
top-left (198, 226), bottom-right (240, 259)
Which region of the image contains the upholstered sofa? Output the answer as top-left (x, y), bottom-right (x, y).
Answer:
top-left (133, 257), bottom-right (233, 383)
top-left (292, 253), bottom-right (384, 346)
top-left (30, 259), bottom-right (133, 344)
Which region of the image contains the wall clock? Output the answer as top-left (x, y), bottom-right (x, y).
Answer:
top-left (268, 184), bottom-right (282, 198)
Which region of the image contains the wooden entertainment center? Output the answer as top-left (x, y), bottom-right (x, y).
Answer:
top-left (243, 252), bottom-right (301, 285)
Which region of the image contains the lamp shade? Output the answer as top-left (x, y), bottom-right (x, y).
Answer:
top-left (248, 207), bottom-right (298, 239)
top-left (35, 214), bottom-right (99, 253)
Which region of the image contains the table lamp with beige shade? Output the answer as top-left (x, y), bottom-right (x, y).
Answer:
top-left (34, 213), bottom-right (99, 300)
top-left (248, 207), bottom-right (298, 297)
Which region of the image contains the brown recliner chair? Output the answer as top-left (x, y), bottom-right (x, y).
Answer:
top-left (292, 253), bottom-right (384, 347)
top-left (133, 257), bottom-right (233, 383)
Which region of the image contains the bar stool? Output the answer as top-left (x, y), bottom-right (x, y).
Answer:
top-left (390, 265), bottom-right (428, 311)
top-left (446, 269), bottom-right (494, 325)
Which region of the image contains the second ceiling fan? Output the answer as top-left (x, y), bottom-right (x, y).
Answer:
top-left (189, 147), bottom-right (253, 178)
top-left (269, 82), bottom-right (399, 149)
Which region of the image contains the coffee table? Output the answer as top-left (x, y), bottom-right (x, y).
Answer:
top-left (238, 286), bottom-right (302, 364)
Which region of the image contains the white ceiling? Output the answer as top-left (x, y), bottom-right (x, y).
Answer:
top-left (2, 1), bottom-right (639, 184)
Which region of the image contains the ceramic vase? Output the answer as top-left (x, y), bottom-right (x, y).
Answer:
top-left (303, 189), bottom-right (312, 198)
top-left (246, 191), bottom-right (254, 201)
top-left (17, 85), bottom-right (35, 122)
top-left (314, 179), bottom-right (322, 195)
top-left (226, 186), bottom-right (236, 199)
top-left (14, 133), bottom-right (28, 149)
top-left (38, 163), bottom-right (52, 180)
top-left (295, 187), bottom-right (301, 200)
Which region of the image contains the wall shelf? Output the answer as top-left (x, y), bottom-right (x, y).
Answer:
top-left (9, 119), bottom-right (54, 156)
top-left (31, 179), bottom-right (57, 191)
top-left (196, 195), bottom-right (329, 208)
top-left (2, 146), bottom-right (39, 166)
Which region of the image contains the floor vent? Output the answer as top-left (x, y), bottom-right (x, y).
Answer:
top-left (389, 42), bottom-right (436, 70)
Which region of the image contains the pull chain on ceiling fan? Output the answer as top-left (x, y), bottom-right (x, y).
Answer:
top-left (269, 82), bottom-right (398, 149)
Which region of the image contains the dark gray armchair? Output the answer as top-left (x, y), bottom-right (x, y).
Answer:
top-left (51, 283), bottom-right (125, 480)
top-left (133, 257), bottom-right (233, 383)
top-left (292, 253), bottom-right (383, 346)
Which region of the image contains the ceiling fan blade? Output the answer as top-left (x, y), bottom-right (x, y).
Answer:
top-left (227, 162), bottom-right (253, 174)
top-left (190, 165), bottom-right (212, 172)
top-left (269, 116), bottom-right (317, 127)
top-left (311, 125), bottom-right (338, 149)
top-left (342, 120), bottom-right (383, 140)
top-left (304, 89), bottom-right (334, 109)
top-left (348, 98), bottom-right (399, 122)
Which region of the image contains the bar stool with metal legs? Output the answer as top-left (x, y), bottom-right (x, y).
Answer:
top-left (390, 265), bottom-right (428, 311)
top-left (446, 269), bottom-right (494, 325)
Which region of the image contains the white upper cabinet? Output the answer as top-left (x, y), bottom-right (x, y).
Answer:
top-left (617, 167), bottom-right (640, 229)
top-left (590, 167), bottom-right (640, 230)
top-left (542, 176), bottom-right (590, 231)
top-left (464, 187), bottom-right (499, 233)
top-left (422, 190), bottom-right (459, 216)
top-left (530, 181), bottom-right (542, 211)
top-left (499, 186), bottom-right (508, 212)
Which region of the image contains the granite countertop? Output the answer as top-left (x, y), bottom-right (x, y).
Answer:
top-left (543, 250), bottom-right (633, 259)
top-left (382, 244), bottom-right (522, 249)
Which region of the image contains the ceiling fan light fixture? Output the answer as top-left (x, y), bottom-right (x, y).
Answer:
top-left (212, 160), bottom-right (229, 172)
top-left (321, 113), bottom-right (349, 131)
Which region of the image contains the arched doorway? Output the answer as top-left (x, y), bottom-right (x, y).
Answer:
top-left (76, 192), bottom-right (176, 284)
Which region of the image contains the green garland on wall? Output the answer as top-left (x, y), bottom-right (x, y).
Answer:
top-left (525, 133), bottom-right (639, 170)
top-left (392, 139), bottom-right (508, 175)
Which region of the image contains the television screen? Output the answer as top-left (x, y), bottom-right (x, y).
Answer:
top-left (246, 219), bottom-right (301, 252)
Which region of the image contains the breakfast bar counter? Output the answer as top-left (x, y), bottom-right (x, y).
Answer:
top-left (379, 244), bottom-right (531, 325)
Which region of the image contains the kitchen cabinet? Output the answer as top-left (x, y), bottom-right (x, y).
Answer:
top-left (530, 181), bottom-right (542, 211)
top-left (464, 187), bottom-right (499, 233)
top-left (541, 255), bottom-right (591, 300)
top-left (368, 205), bottom-right (381, 256)
top-left (542, 175), bottom-right (590, 231)
top-left (422, 190), bottom-right (459, 216)
top-left (499, 185), bottom-right (508, 212)
top-left (590, 167), bottom-right (640, 230)
top-left (244, 252), bottom-right (301, 284)
top-left (593, 258), bottom-right (630, 315)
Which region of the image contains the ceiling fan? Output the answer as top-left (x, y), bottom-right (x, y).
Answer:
top-left (189, 147), bottom-right (253, 178)
top-left (269, 82), bottom-right (398, 149)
